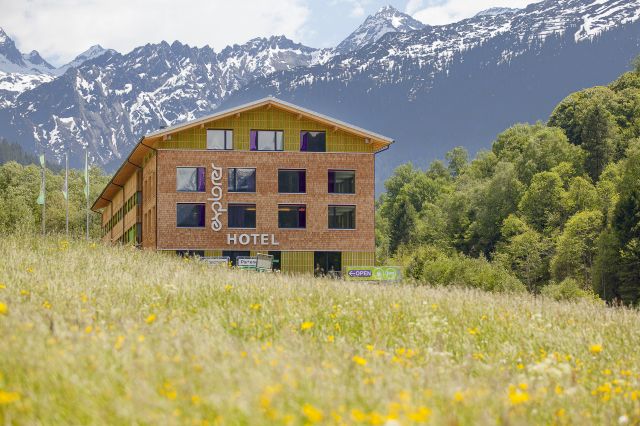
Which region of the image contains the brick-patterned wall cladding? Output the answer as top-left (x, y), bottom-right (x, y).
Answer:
top-left (155, 150), bottom-right (375, 253)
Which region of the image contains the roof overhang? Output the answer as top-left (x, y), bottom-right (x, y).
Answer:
top-left (91, 97), bottom-right (394, 212)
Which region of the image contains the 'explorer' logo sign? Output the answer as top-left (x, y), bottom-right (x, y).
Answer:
top-left (208, 163), bottom-right (226, 232)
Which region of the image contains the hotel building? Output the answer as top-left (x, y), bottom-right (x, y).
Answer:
top-left (91, 97), bottom-right (393, 274)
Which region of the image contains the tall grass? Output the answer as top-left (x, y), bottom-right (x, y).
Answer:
top-left (0, 235), bottom-right (639, 425)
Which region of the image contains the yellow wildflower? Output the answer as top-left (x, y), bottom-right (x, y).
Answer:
top-left (352, 355), bottom-right (367, 366)
top-left (0, 302), bottom-right (7, 316)
top-left (467, 327), bottom-right (479, 335)
top-left (42, 300), bottom-right (51, 309)
top-left (20, 290), bottom-right (29, 296)
top-left (302, 403), bottom-right (323, 423)
top-left (327, 335), bottom-right (335, 343)
top-left (85, 325), bottom-right (93, 334)
top-left (351, 408), bottom-right (368, 422)
top-left (137, 335), bottom-right (145, 342)
top-left (589, 344), bottom-right (603, 354)
top-left (453, 391), bottom-right (464, 402)
top-left (407, 406), bottom-right (431, 422)
top-left (300, 321), bottom-right (314, 331)
top-left (191, 395), bottom-right (202, 406)
top-left (160, 381), bottom-right (177, 400)
top-left (145, 314), bottom-right (157, 324)
top-left (0, 283), bottom-right (5, 289)
top-left (508, 385), bottom-right (530, 405)
top-left (114, 335), bottom-right (125, 350)
top-left (224, 284), bottom-right (233, 292)
top-left (250, 303), bottom-right (261, 311)
top-left (0, 390), bottom-right (20, 404)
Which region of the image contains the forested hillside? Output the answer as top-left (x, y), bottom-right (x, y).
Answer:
top-left (377, 64), bottom-right (640, 305)
top-left (0, 162), bottom-right (109, 236)
top-left (0, 139), bottom-right (61, 172)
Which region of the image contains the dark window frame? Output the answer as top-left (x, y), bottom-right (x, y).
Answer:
top-left (176, 166), bottom-right (206, 193)
top-left (176, 203), bottom-right (206, 228)
top-left (328, 169), bottom-right (356, 194)
top-left (228, 203), bottom-right (257, 229)
top-left (278, 204), bottom-right (307, 229)
top-left (300, 130), bottom-right (327, 152)
top-left (278, 169), bottom-right (306, 194)
top-left (328, 205), bottom-right (356, 230)
top-left (251, 129), bottom-right (285, 152)
top-left (228, 168), bottom-right (257, 193)
top-left (206, 129), bottom-right (234, 150)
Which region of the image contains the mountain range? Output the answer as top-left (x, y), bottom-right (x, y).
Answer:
top-left (1, 0), bottom-right (639, 189)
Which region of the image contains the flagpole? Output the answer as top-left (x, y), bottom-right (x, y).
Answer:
top-left (85, 148), bottom-right (89, 241)
top-left (42, 152), bottom-right (46, 236)
top-left (65, 152), bottom-right (69, 238)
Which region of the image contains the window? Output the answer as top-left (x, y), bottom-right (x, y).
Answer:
top-left (329, 205), bottom-right (356, 229)
top-left (300, 131), bottom-right (326, 152)
top-left (328, 170), bottom-right (355, 194)
top-left (268, 251), bottom-right (282, 271)
top-left (228, 204), bottom-right (256, 228)
top-left (228, 168), bottom-right (256, 193)
top-left (278, 170), bottom-right (306, 193)
top-left (278, 204), bottom-right (306, 229)
top-left (251, 130), bottom-right (284, 151)
top-left (177, 203), bottom-right (205, 228)
top-left (177, 167), bottom-right (206, 192)
top-left (314, 252), bottom-right (342, 277)
top-left (207, 129), bottom-right (233, 150)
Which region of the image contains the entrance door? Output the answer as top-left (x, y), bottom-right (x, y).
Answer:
top-left (268, 251), bottom-right (282, 271)
top-left (314, 252), bottom-right (341, 277)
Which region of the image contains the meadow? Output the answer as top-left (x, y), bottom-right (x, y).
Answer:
top-left (0, 236), bottom-right (639, 425)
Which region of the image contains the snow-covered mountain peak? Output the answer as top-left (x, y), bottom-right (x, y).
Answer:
top-left (22, 50), bottom-right (55, 70)
top-left (0, 28), bottom-right (9, 44)
top-left (55, 44), bottom-right (115, 75)
top-left (475, 7), bottom-right (520, 17)
top-left (335, 4), bottom-right (427, 54)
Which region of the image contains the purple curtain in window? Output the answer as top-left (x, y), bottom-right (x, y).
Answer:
top-left (250, 130), bottom-right (257, 151)
top-left (299, 207), bottom-right (306, 228)
top-left (299, 172), bottom-right (306, 193)
top-left (328, 171), bottom-right (336, 193)
top-left (197, 167), bottom-right (206, 192)
top-left (300, 131), bottom-right (308, 151)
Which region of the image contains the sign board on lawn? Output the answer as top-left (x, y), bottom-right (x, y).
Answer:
top-left (344, 266), bottom-right (403, 282)
top-left (201, 256), bottom-right (230, 267)
top-left (256, 254), bottom-right (274, 272)
top-left (236, 256), bottom-right (257, 270)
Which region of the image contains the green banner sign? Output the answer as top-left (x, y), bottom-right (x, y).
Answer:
top-left (344, 266), bottom-right (402, 281)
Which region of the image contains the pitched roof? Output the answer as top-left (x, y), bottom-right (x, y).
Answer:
top-left (91, 96), bottom-right (394, 212)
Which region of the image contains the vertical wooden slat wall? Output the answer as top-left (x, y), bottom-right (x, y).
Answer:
top-left (155, 107), bottom-right (375, 153)
top-left (281, 251), bottom-right (314, 274)
top-left (341, 252), bottom-right (376, 269)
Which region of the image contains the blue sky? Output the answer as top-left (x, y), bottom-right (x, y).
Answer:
top-left (2, 0), bottom-right (534, 66)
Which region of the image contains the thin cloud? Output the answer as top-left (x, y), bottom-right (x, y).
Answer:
top-left (2, 0), bottom-right (311, 66)
top-left (409, 0), bottom-right (534, 25)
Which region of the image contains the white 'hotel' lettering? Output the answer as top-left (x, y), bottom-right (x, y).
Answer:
top-left (227, 233), bottom-right (279, 246)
